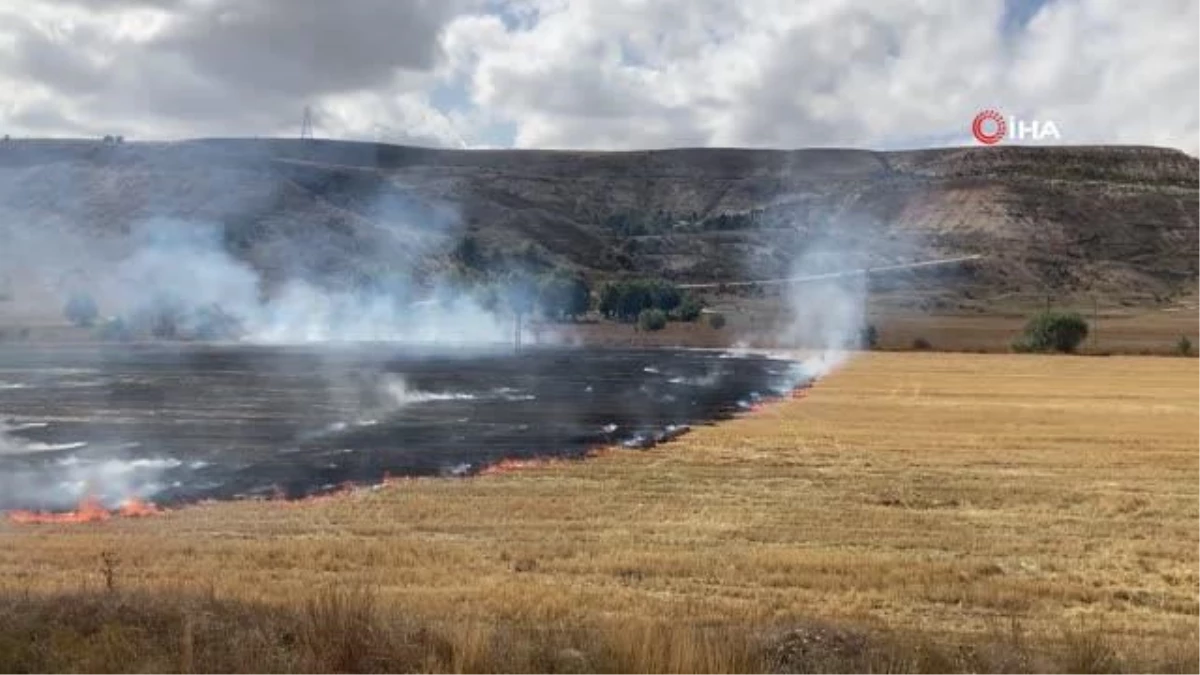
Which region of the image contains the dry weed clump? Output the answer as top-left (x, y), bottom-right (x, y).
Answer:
top-left (0, 588), bottom-right (1195, 673)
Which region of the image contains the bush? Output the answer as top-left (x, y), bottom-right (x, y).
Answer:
top-left (1177, 336), bottom-right (1193, 356)
top-left (707, 313), bottom-right (726, 330)
top-left (911, 337), bottom-right (933, 350)
top-left (63, 292), bottom-right (98, 328)
top-left (637, 308), bottom-right (667, 332)
top-left (675, 295), bottom-right (703, 322)
top-left (1014, 311), bottom-right (1089, 353)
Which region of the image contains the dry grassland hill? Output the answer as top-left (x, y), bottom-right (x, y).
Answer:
top-left (0, 138), bottom-right (1195, 305)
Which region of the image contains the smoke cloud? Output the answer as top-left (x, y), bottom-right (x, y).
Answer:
top-left (0, 160), bottom-right (545, 511)
top-left (773, 239), bottom-right (870, 377)
top-left (731, 209), bottom-right (925, 380)
top-left (77, 217), bottom-right (525, 346)
top-left (0, 419), bottom-right (181, 511)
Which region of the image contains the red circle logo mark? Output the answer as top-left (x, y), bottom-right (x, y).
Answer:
top-left (972, 109), bottom-right (1006, 145)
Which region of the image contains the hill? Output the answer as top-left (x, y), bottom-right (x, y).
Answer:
top-left (0, 138), bottom-right (1195, 310)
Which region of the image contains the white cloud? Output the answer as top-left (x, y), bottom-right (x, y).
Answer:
top-left (444, 0), bottom-right (1197, 153)
top-left (0, 0), bottom-right (1195, 153)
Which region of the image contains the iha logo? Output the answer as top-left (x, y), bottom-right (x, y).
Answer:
top-left (971, 109), bottom-right (1061, 145)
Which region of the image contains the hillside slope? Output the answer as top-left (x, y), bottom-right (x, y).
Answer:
top-left (0, 138), bottom-right (1195, 306)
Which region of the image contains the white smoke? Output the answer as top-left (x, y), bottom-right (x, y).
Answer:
top-left (725, 201), bottom-right (930, 384)
top-left (378, 374), bottom-right (477, 407)
top-left (62, 217), bottom-right (536, 347)
top-left (0, 425), bottom-right (184, 511)
top-left (247, 282), bottom-right (511, 345)
top-left (726, 237), bottom-right (868, 381)
top-left (774, 244), bottom-right (869, 378)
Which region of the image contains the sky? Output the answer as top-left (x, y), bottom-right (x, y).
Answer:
top-left (0, 0), bottom-right (1195, 154)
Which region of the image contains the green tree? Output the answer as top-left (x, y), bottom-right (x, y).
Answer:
top-left (648, 281), bottom-right (682, 313)
top-left (536, 271), bottom-right (591, 321)
top-left (674, 295), bottom-right (703, 322)
top-left (1012, 311), bottom-right (1089, 353)
top-left (598, 282), bottom-right (622, 319)
top-left (597, 278), bottom-right (686, 323)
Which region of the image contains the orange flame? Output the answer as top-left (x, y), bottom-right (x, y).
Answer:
top-left (6, 496), bottom-right (162, 525)
top-left (477, 458), bottom-right (556, 476)
top-left (116, 497), bottom-right (160, 518)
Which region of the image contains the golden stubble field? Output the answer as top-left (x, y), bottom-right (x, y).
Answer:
top-left (2, 352), bottom-right (1196, 650)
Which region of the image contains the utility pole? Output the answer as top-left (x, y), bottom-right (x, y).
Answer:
top-left (1092, 295), bottom-right (1099, 350)
top-left (300, 106), bottom-right (314, 140)
top-left (514, 311), bottom-right (523, 354)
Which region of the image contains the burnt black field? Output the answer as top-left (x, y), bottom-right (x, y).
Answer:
top-left (0, 344), bottom-right (805, 511)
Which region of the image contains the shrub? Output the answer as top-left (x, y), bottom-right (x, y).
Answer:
top-left (637, 308), bottom-right (667, 332)
top-left (1176, 335), bottom-right (1193, 356)
top-left (675, 295), bottom-right (703, 322)
top-left (707, 313), bottom-right (726, 330)
top-left (1014, 311), bottom-right (1089, 353)
top-left (64, 292), bottom-right (98, 328)
top-left (911, 337), bottom-right (933, 350)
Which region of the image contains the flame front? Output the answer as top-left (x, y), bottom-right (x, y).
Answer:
top-left (116, 497), bottom-right (160, 518)
top-left (6, 496), bottom-right (161, 525)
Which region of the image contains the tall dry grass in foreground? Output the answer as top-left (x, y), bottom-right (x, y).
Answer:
top-left (1, 352), bottom-right (1197, 672)
top-left (1, 587), bottom-right (1195, 673)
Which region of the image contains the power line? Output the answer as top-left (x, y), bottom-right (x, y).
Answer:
top-left (676, 254), bottom-right (984, 289)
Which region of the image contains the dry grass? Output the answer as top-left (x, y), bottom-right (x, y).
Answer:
top-left (552, 301), bottom-right (1200, 354)
top-left (872, 309), bottom-right (1199, 355)
top-left (1, 588), bottom-right (1194, 673)
top-left (1, 352), bottom-right (1196, 672)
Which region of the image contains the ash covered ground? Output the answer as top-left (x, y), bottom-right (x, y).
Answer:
top-left (0, 345), bottom-right (805, 511)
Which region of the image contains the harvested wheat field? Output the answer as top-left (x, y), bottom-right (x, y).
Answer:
top-left (1, 351), bottom-right (1197, 672)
